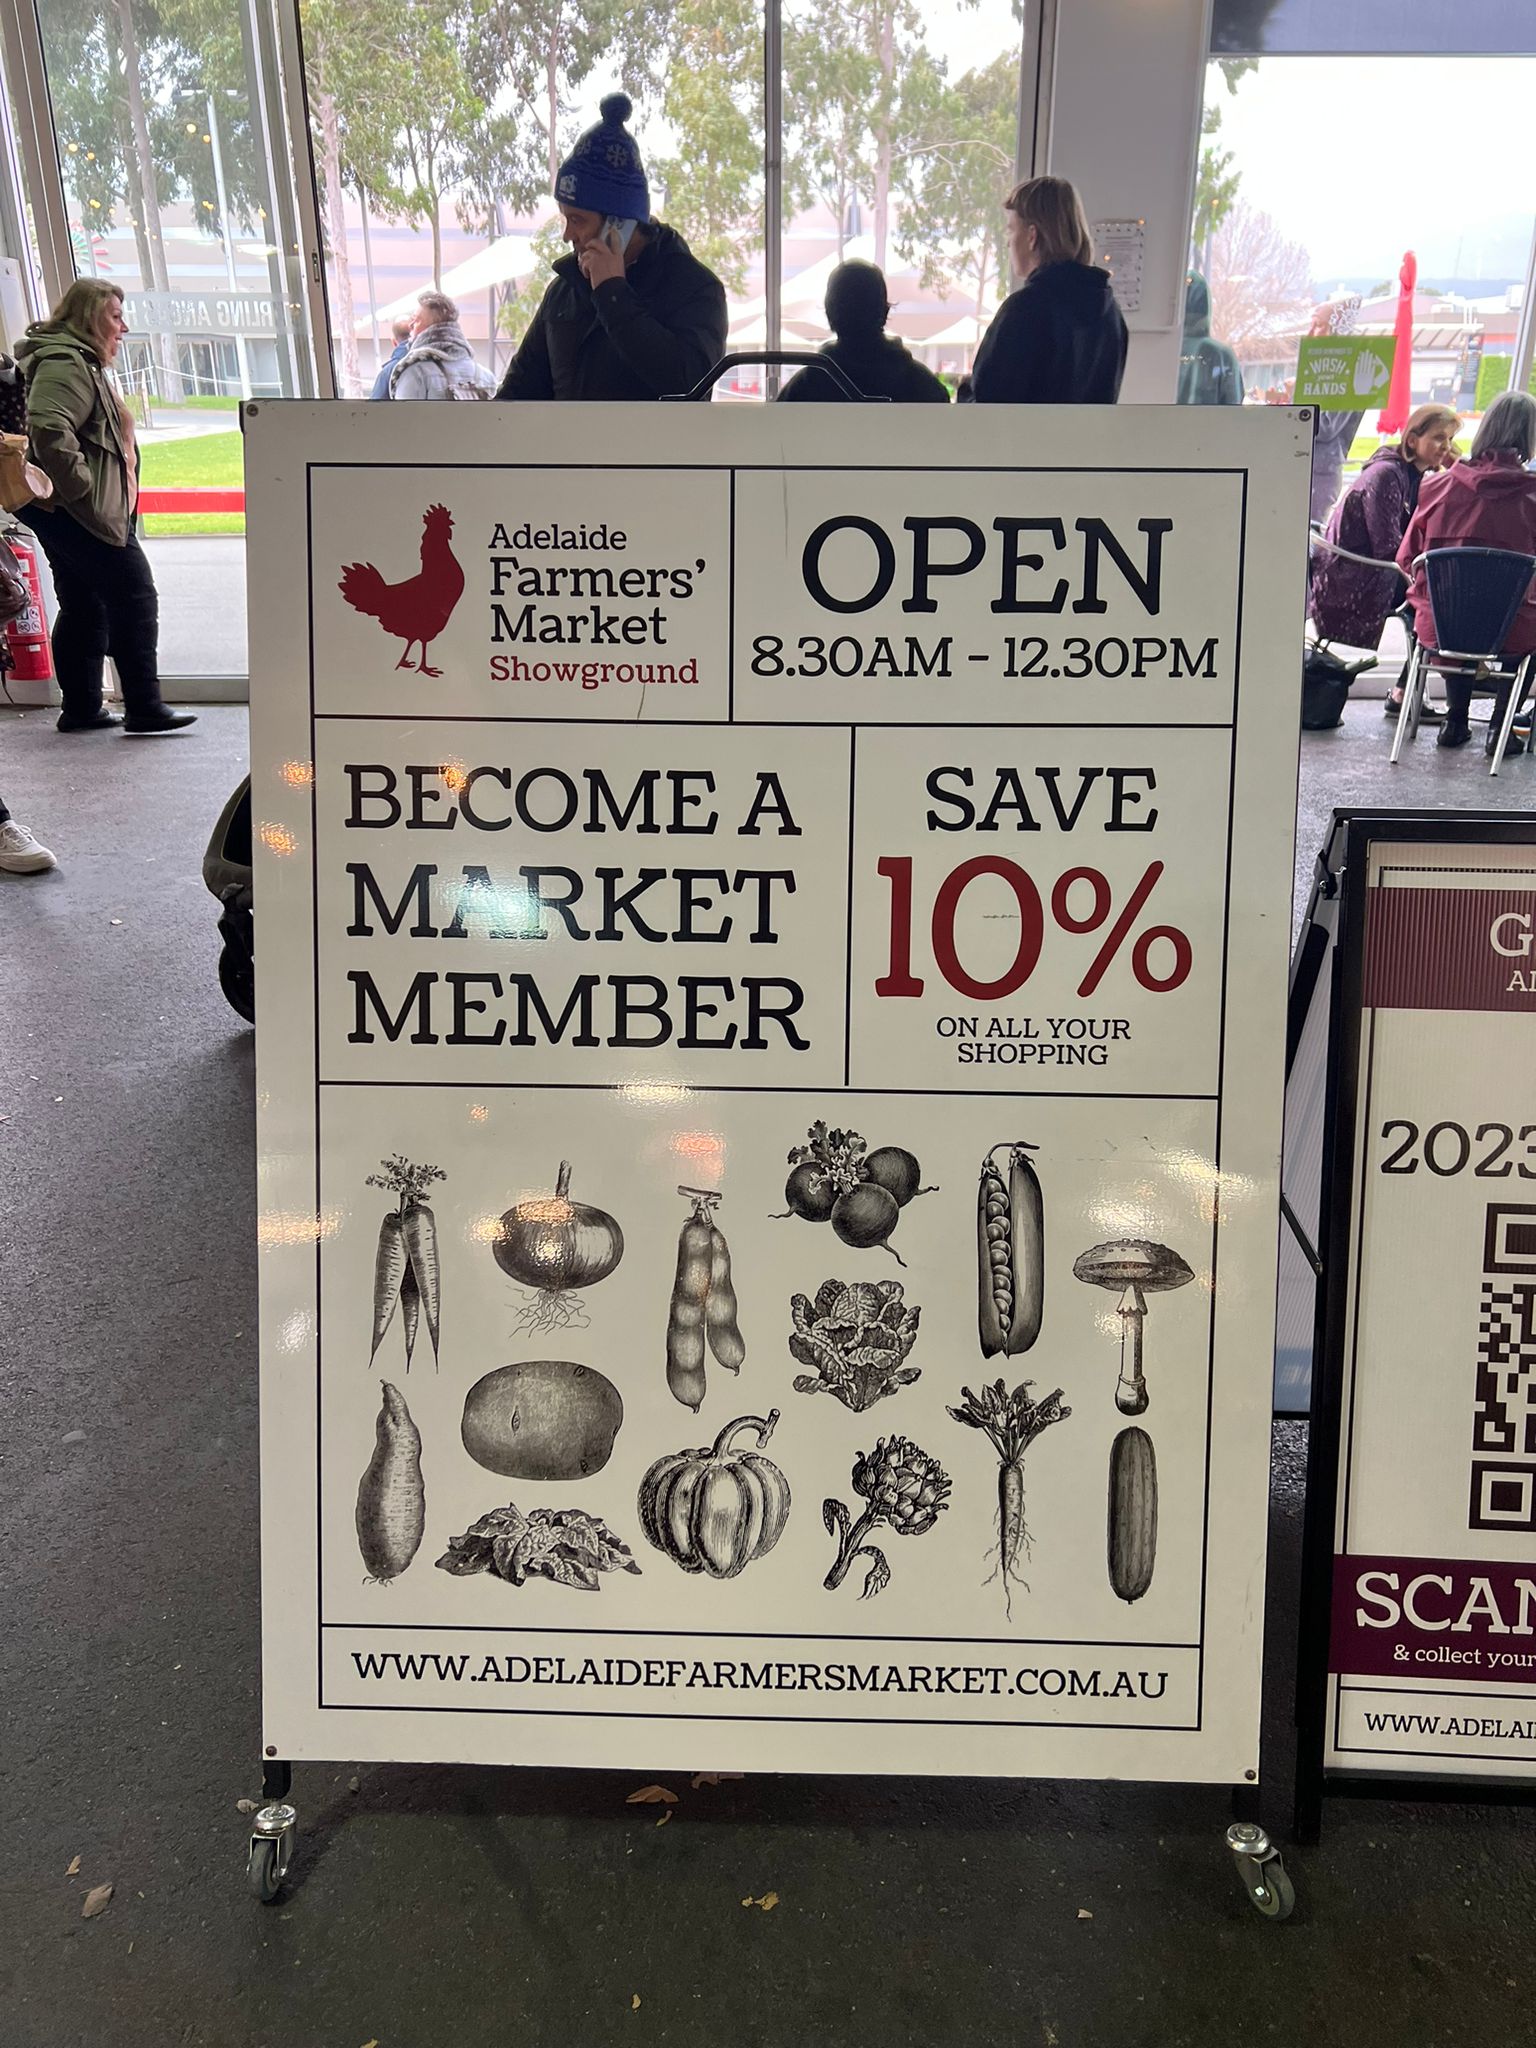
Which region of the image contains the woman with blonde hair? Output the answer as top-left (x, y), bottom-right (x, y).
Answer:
top-left (966, 175), bottom-right (1127, 406)
top-left (16, 277), bottom-right (193, 734)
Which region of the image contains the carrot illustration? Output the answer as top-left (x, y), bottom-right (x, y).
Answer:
top-left (366, 1156), bottom-right (446, 1370)
top-left (400, 1261), bottom-right (422, 1371)
top-left (370, 1211), bottom-right (408, 1361)
top-left (401, 1200), bottom-right (441, 1361)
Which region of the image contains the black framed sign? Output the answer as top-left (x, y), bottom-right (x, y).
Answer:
top-left (1295, 809), bottom-right (1536, 1839)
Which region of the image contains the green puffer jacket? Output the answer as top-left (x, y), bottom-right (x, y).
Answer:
top-left (14, 328), bottom-right (137, 545)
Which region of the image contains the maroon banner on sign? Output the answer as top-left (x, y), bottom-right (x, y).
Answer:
top-left (1363, 886), bottom-right (1536, 1012)
top-left (1331, 1554), bottom-right (1536, 1683)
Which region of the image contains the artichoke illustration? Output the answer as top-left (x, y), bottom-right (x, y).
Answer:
top-left (824, 1434), bottom-right (950, 1598)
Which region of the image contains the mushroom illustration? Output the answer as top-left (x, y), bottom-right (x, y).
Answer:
top-left (1072, 1240), bottom-right (1194, 1415)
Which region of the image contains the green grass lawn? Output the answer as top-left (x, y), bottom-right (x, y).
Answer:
top-left (141, 513), bottom-right (246, 536)
top-left (138, 429), bottom-right (245, 536)
top-left (139, 430), bottom-right (244, 487)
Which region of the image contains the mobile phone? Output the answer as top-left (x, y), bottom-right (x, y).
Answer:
top-left (603, 216), bottom-right (637, 253)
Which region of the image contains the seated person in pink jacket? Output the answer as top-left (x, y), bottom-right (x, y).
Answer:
top-left (1398, 390), bottom-right (1536, 754)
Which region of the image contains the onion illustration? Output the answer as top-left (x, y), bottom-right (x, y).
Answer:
top-left (493, 1161), bottom-right (624, 1334)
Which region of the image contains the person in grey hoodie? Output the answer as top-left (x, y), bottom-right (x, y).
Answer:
top-left (388, 292), bottom-right (495, 401)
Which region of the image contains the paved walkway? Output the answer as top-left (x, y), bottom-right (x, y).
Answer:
top-left (142, 536), bottom-right (248, 678)
top-left (138, 407), bottom-right (242, 445)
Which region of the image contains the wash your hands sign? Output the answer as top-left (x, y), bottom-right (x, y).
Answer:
top-left (1294, 337), bottom-right (1396, 410)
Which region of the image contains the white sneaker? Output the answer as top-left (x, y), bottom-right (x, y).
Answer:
top-left (0, 819), bottom-right (57, 873)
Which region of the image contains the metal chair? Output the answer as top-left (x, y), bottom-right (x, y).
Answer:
top-left (1307, 523), bottom-right (1408, 675)
top-left (1392, 546), bottom-right (1536, 774)
top-left (1305, 523), bottom-right (1408, 726)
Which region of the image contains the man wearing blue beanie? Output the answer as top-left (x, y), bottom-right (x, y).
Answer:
top-left (496, 95), bottom-right (728, 402)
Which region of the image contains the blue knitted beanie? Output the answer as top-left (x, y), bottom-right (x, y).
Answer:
top-left (555, 95), bottom-right (651, 223)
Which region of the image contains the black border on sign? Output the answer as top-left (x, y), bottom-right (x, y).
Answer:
top-left (1292, 809), bottom-right (1536, 1844)
top-left (297, 451), bottom-right (1262, 1775)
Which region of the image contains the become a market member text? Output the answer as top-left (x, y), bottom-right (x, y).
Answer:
top-left (341, 758), bottom-right (1163, 1053)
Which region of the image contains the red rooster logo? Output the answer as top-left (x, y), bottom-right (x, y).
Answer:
top-left (339, 503), bottom-right (465, 677)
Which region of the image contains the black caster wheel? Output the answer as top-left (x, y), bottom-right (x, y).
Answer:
top-left (248, 1837), bottom-right (282, 1902)
top-left (1226, 1821), bottom-right (1296, 1922)
top-left (247, 1802), bottom-right (296, 1903)
top-left (218, 941), bottom-right (256, 1024)
top-left (1248, 1858), bottom-right (1296, 1921)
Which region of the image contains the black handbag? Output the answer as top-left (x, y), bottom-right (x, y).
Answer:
top-left (1301, 644), bottom-right (1363, 730)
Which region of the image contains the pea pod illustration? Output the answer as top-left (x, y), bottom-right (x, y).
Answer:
top-left (666, 1187), bottom-right (744, 1409)
top-left (977, 1142), bottom-right (1044, 1357)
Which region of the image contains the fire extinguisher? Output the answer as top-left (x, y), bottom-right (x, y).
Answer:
top-left (3, 526), bottom-right (53, 683)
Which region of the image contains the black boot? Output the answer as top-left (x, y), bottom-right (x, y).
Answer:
top-left (123, 706), bottom-right (197, 735)
top-left (1486, 682), bottom-right (1526, 758)
top-left (1439, 677), bottom-right (1473, 749)
top-left (57, 707), bottom-right (123, 732)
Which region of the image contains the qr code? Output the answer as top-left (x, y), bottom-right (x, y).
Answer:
top-left (1470, 1203), bottom-right (1536, 1532)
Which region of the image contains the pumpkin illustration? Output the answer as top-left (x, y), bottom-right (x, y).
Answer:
top-left (637, 1411), bottom-right (791, 1580)
top-left (493, 1160), bottom-right (624, 1333)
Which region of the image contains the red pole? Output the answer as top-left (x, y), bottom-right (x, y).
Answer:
top-left (1377, 249), bottom-right (1416, 435)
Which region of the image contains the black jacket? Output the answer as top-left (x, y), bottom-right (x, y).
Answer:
top-left (496, 224), bottom-right (728, 402)
top-left (967, 261), bottom-right (1127, 405)
top-left (778, 335), bottom-right (950, 404)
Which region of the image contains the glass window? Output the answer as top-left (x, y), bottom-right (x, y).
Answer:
top-left (300, 0), bottom-right (767, 400)
top-left (29, 0), bottom-right (320, 676)
top-left (1192, 55), bottom-right (1536, 435)
top-left (769, 0), bottom-right (1020, 401)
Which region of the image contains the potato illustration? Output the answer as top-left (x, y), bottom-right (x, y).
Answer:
top-left (461, 1360), bottom-right (623, 1481)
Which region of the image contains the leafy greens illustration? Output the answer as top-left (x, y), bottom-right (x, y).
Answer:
top-left (435, 1502), bottom-right (640, 1592)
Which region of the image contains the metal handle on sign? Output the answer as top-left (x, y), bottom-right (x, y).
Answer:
top-left (665, 351), bottom-right (890, 403)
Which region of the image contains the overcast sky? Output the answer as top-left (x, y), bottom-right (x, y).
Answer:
top-left (1209, 58), bottom-right (1536, 284)
top-left (875, 33), bottom-right (1536, 287)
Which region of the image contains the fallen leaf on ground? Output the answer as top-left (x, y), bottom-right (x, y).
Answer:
top-left (361, 2039), bottom-right (379, 2047)
top-left (235, 1799), bottom-right (259, 1815)
top-left (81, 1885), bottom-right (114, 1920)
top-left (741, 1892), bottom-right (779, 1911)
top-left (348, 1775), bottom-right (361, 1793)
top-left (655, 1810), bottom-right (672, 1828)
top-left (631, 1996), bottom-right (641, 2011)
top-left (691, 1773), bottom-right (745, 1789)
top-left (1076, 1908), bottom-right (1094, 1921)
top-left (625, 1784), bottom-right (678, 1805)
top-left (66, 1856), bottom-right (80, 1876)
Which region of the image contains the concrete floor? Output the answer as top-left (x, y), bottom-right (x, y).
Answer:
top-left (1, 702), bottom-right (1533, 2048)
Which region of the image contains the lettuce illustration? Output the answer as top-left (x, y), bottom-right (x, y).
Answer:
top-left (788, 1279), bottom-right (921, 1412)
